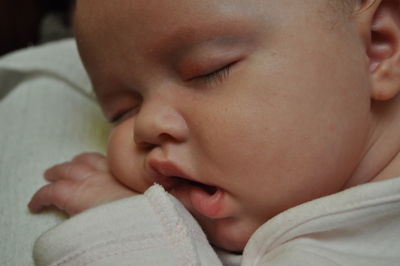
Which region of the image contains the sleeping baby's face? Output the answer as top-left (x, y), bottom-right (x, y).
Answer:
top-left (74, 0), bottom-right (373, 251)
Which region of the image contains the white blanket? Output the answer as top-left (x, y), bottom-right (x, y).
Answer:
top-left (0, 39), bottom-right (110, 266)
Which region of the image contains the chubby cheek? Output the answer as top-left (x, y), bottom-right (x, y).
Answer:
top-left (191, 56), bottom-right (370, 224)
top-left (107, 120), bottom-right (149, 193)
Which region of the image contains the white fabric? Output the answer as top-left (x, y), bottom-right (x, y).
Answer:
top-left (33, 185), bottom-right (223, 266)
top-left (0, 39), bottom-right (110, 266)
top-left (243, 177), bottom-right (400, 265)
top-left (34, 178), bottom-right (400, 266)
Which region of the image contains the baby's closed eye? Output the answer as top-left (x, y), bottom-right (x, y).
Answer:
top-left (191, 62), bottom-right (236, 87)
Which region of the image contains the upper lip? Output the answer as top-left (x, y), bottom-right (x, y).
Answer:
top-left (147, 159), bottom-right (195, 191)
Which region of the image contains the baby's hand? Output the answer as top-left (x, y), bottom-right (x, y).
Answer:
top-left (28, 152), bottom-right (137, 216)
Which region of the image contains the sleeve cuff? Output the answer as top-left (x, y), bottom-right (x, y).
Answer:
top-left (33, 184), bottom-right (222, 266)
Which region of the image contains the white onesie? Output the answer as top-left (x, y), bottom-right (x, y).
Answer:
top-left (33, 177), bottom-right (400, 266)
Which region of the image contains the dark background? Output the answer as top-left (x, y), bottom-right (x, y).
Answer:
top-left (0, 0), bottom-right (74, 56)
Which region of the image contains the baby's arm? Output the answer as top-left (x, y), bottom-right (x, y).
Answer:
top-left (29, 154), bottom-right (229, 265)
top-left (32, 184), bottom-right (224, 266)
top-left (28, 152), bottom-right (137, 216)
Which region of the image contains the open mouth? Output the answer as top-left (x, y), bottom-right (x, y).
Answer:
top-left (172, 176), bottom-right (218, 195)
top-left (167, 176), bottom-right (225, 219)
top-left (148, 160), bottom-right (225, 219)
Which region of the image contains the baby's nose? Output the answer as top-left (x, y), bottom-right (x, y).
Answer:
top-left (134, 102), bottom-right (189, 148)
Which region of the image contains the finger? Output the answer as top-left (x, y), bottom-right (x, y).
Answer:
top-left (44, 162), bottom-right (97, 182)
top-left (71, 152), bottom-right (108, 171)
top-left (28, 181), bottom-right (79, 215)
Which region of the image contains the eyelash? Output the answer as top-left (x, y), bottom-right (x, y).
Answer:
top-left (196, 63), bottom-right (233, 86)
top-left (110, 107), bottom-right (138, 125)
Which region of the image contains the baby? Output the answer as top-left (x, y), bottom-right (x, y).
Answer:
top-left (29, 0), bottom-right (400, 264)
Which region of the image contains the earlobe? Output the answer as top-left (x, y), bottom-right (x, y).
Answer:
top-left (365, 0), bottom-right (400, 101)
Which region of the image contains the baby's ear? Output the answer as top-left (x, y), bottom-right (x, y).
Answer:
top-left (359, 0), bottom-right (400, 101)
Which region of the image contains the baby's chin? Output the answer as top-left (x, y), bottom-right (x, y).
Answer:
top-left (195, 214), bottom-right (259, 252)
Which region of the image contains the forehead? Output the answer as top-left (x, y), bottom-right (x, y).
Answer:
top-left (75, 0), bottom-right (258, 27)
top-left (74, 0), bottom-right (337, 55)
top-left (74, 0), bottom-right (265, 48)
top-left (74, 0), bottom-right (339, 83)
top-left (73, 0), bottom-right (272, 81)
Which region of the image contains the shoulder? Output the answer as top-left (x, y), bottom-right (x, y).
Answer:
top-left (242, 177), bottom-right (400, 265)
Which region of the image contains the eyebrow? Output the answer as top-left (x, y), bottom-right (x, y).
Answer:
top-left (149, 19), bottom-right (259, 59)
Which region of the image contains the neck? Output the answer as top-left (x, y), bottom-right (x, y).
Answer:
top-left (345, 96), bottom-right (400, 188)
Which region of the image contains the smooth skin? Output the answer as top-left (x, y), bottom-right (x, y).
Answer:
top-left (29, 0), bottom-right (400, 252)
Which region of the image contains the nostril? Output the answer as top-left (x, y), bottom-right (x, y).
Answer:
top-left (135, 141), bottom-right (157, 151)
top-left (133, 105), bottom-right (189, 147)
top-left (134, 134), bottom-right (174, 151)
top-left (159, 133), bottom-right (173, 142)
